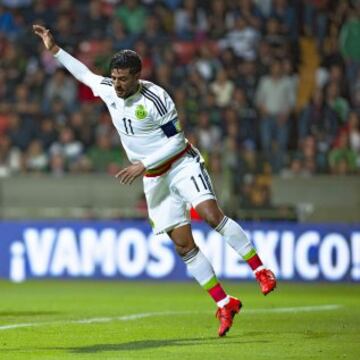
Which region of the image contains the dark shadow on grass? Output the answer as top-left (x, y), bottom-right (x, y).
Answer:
top-left (1, 337), bottom-right (270, 353)
top-left (51, 337), bottom-right (270, 353)
top-left (0, 311), bottom-right (60, 317)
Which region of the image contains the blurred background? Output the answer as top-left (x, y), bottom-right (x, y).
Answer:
top-left (0, 0), bottom-right (359, 223)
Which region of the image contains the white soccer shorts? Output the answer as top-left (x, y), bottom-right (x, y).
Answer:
top-left (143, 154), bottom-right (216, 234)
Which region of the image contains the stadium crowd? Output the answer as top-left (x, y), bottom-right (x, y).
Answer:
top-left (0, 0), bottom-right (359, 212)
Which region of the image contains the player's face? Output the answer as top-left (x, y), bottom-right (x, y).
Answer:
top-left (111, 68), bottom-right (140, 99)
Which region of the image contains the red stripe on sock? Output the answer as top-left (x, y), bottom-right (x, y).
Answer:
top-left (208, 284), bottom-right (227, 303)
top-left (247, 254), bottom-right (263, 271)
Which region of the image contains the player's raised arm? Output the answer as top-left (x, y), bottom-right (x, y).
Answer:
top-left (32, 24), bottom-right (103, 94)
top-left (32, 24), bottom-right (60, 55)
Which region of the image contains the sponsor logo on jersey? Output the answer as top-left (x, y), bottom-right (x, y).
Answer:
top-left (135, 105), bottom-right (147, 120)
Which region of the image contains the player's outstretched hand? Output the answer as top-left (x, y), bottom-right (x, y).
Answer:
top-left (32, 24), bottom-right (59, 54)
top-left (115, 162), bottom-right (146, 185)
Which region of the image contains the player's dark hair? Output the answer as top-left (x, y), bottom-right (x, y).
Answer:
top-left (109, 50), bottom-right (142, 74)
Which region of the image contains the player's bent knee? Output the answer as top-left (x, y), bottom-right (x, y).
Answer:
top-left (203, 211), bottom-right (225, 229)
top-left (175, 243), bottom-right (196, 257)
top-left (196, 200), bottom-right (224, 228)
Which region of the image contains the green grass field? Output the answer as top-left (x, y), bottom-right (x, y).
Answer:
top-left (0, 280), bottom-right (359, 360)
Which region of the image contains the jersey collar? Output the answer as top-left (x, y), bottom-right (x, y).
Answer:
top-left (124, 82), bottom-right (142, 103)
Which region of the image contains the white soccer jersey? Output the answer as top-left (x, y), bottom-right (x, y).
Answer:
top-left (54, 49), bottom-right (188, 170)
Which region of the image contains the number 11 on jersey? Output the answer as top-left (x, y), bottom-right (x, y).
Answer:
top-left (122, 117), bottom-right (134, 135)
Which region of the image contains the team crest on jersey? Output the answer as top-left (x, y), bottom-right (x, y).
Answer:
top-left (135, 105), bottom-right (147, 120)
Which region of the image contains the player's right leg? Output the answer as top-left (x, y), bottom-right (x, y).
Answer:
top-left (196, 199), bottom-right (277, 295)
top-left (167, 224), bottom-right (242, 337)
top-left (143, 174), bottom-right (241, 336)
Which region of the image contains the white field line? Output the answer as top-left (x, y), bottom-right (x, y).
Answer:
top-left (0, 304), bottom-right (342, 331)
top-left (244, 304), bottom-right (341, 313)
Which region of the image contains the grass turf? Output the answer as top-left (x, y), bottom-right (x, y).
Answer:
top-left (0, 280), bottom-right (359, 360)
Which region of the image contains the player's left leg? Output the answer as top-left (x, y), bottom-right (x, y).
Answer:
top-left (167, 224), bottom-right (242, 337)
top-left (195, 199), bottom-right (277, 295)
top-left (169, 156), bottom-right (276, 294)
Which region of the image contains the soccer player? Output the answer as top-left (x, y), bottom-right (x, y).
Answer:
top-left (33, 24), bottom-right (276, 337)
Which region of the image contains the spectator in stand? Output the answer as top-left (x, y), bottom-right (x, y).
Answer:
top-left (7, 112), bottom-right (35, 151)
top-left (24, 139), bottom-right (48, 173)
top-left (255, 59), bottom-right (296, 172)
top-left (0, 134), bottom-right (21, 177)
top-left (185, 69), bottom-right (207, 122)
top-left (25, 0), bottom-right (55, 26)
top-left (0, 42), bottom-right (26, 92)
top-left (191, 45), bottom-right (221, 82)
top-left (303, 0), bottom-right (331, 51)
top-left (201, 92), bottom-right (222, 126)
top-left (48, 97), bottom-right (68, 127)
top-left (339, 111), bottom-right (360, 169)
top-left (349, 66), bottom-right (360, 110)
top-left (0, 111), bottom-right (9, 136)
top-left (87, 132), bottom-right (123, 174)
top-left (328, 63), bottom-right (349, 99)
top-left (11, 83), bottom-right (40, 118)
top-left (210, 68), bottom-right (235, 108)
top-left (329, 131), bottom-right (358, 175)
top-left (230, 88), bottom-right (257, 145)
top-left (36, 117), bottom-right (58, 151)
top-left (81, 0), bottom-right (109, 39)
top-left (25, 68), bottom-right (46, 104)
top-left (194, 110), bottom-right (222, 159)
top-left (154, 62), bottom-right (173, 91)
top-left (140, 14), bottom-right (168, 48)
top-left (43, 68), bottom-right (77, 112)
top-left (133, 39), bottom-right (154, 80)
top-left (218, 48), bottom-right (238, 72)
top-left (174, 0), bottom-right (207, 40)
top-left (321, 20), bottom-right (345, 67)
top-left (298, 89), bottom-right (338, 148)
top-left (236, 60), bottom-right (259, 105)
top-left (263, 17), bottom-right (288, 58)
top-left (301, 135), bottom-right (318, 175)
top-left (256, 39), bottom-right (274, 76)
top-left (109, 18), bottom-right (136, 51)
top-left (282, 58), bottom-right (298, 104)
top-left (325, 81), bottom-right (349, 124)
top-left (94, 38), bottom-right (114, 75)
top-left (151, 2), bottom-right (173, 34)
top-left (49, 126), bottom-right (84, 172)
top-left (115, 0), bottom-right (148, 35)
top-left (347, 111), bottom-right (360, 156)
top-left (68, 111), bottom-right (95, 149)
top-left (339, 6), bottom-right (360, 84)
top-left (0, 5), bottom-right (22, 40)
top-left (206, 0), bottom-right (231, 40)
top-left (219, 16), bottom-right (260, 61)
top-left (0, 68), bottom-right (8, 103)
top-left (232, 0), bottom-right (263, 31)
top-left (270, 0), bottom-right (298, 41)
top-left (49, 152), bottom-right (66, 177)
top-left (53, 13), bottom-right (78, 51)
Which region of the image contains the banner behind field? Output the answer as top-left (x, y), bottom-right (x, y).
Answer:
top-left (0, 221), bottom-right (359, 282)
